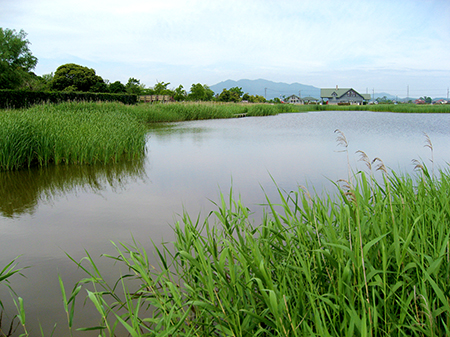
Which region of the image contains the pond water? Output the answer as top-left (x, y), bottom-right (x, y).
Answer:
top-left (1, 111), bottom-right (449, 335)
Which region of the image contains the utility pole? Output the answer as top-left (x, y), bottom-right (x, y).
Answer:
top-left (299, 90), bottom-right (301, 99)
top-left (265, 88), bottom-right (267, 99)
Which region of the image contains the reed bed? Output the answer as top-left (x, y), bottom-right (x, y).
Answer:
top-left (0, 101), bottom-right (295, 171)
top-left (0, 102), bottom-right (147, 171)
top-left (126, 102), bottom-right (296, 123)
top-left (53, 155), bottom-right (450, 336)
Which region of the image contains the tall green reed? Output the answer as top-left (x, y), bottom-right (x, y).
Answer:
top-left (0, 102), bottom-right (147, 171)
top-left (66, 156), bottom-right (450, 336)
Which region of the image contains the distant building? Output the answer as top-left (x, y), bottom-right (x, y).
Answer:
top-left (286, 95), bottom-right (301, 104)
top-left (320, 86), bottom-right (370, 105)
top-left (286, 95), bottom-right (319, 104)
top-left (302, 96), bottom-right (319, 104)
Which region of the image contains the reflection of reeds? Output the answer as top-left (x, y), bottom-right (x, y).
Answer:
top-left (0, 159), bottom-right (146, 218)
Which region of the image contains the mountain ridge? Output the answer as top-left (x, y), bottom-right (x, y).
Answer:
top-left (209, 79), bottom-right (321, 100)
top-left (209, 79), bottom-right (424, 101)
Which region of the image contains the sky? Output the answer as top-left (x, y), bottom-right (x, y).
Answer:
top-left (2, 0), bottom-right (450, 98)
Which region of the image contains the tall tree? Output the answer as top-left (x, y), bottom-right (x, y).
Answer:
top-left (174, 84), bottom-right (187, 101)
top-left (0, 28), bottom-right (38, 89)
top-left (126, 78), bottom-right (145, 95)
top-left (50, 63), bottom-right (105, 92)
top-left (188, 83), bottom-right (214, 101)
top-left (153, 81), bottom-right (173, 95)
top-left (109, 81), bottom-right (126, 93)
top-left (218, 88), bottom-right (241, 102)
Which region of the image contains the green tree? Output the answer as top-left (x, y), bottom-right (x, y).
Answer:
top-left (22, 72), bottom-right (53, 91)
top-left (50, 63), bottom-right (105, 92)
top-left (0, 28), bottom-right (38, 89)
top-left (188, 83), bottom-right (214, 101)
top-left (126, 77), bottom-right (145, 95)
top-left (174, 84), bottom-right (187, 101)
top-left (242, 93), bottom-right (266, 103)
top-left (218, 87), bottom-right (241, 102)
top-left (109, 81), bottom-right (126, 93)
top-left (229, 86), bottom-right (243, 98)
top-left (153, 81), bottom-right (173, 95)
top-left (421, 96), bottom-right (432, 104)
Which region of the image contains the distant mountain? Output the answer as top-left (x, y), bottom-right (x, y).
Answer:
top-left (209, 79), bottom-right (321, 100)
top-left (209, 79), bottom-right (419, 102)
top-left (373, 92), bottom-right (397, 101)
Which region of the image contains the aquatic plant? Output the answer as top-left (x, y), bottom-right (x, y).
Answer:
top-left (0, 102), bottom-right (147, 171)
top-left (127, 101), bottom-right (295, 123)
top-left (57, 156), bottom-right (450, 336)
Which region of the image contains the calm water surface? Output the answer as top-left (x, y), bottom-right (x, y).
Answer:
top-left (1, 111), bottom-right (449, 335)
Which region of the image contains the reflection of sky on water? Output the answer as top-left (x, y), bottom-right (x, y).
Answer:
top-left (1, 111), bottom-right (449, 335)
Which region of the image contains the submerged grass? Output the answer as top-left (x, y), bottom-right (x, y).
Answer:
top-left (51, 158), bottom-right (450, 336)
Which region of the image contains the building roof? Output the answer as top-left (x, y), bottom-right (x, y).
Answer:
top-left (320, 88), bottom-right (370, 100)
top-left (302, 96), bottom-right (319, 101)
top-left (320, 88), bottom-right (352, 98)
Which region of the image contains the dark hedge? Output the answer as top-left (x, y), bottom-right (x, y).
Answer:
top-left (0, 90), bottom-right (138, 109)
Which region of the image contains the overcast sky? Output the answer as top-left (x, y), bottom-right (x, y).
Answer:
top-left (3, 0), bottom-right (450, 97)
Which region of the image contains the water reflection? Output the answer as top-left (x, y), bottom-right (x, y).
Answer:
top-left (0, 159), bottom-right (146, 218)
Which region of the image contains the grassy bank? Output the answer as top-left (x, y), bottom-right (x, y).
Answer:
top-left (125, 101), bottom-right (297, 123)
top-left (48, 160), bottom-right (449, 336)
top-left (294, 103), bottom-right (450, 113)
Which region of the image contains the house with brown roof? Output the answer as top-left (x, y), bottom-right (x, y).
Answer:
top-left (320, 86), bottom-right (370, 105)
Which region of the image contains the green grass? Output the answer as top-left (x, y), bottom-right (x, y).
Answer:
top-left (49, 157), bottom-right (450, 336)
top-left (3, 142), bottom-right (450, 335)
top-left (0, 101), bottom-right (296, 171)
top-left (126, 101), bottom-right (297, 123)
top-left (0, 102), bottom-right (147, 171)
top-left (2, 101), bottom-right (450, 335)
